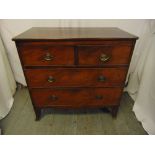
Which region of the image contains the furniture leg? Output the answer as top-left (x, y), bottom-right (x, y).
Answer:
top-left (35, 108), bottom-right (41, 121)
top-left (111, 106), bottom-right (119, 118)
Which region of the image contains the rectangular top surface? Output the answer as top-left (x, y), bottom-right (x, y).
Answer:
top-left (13, 27), bottom-right (138, 41)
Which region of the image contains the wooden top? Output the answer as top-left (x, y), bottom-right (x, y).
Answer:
top-left (12, 27), bottom-right (138, 41)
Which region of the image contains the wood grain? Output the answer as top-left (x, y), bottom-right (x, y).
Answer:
top-left (13, 27), bottom-right (138, 41)
top-left (25, 68), bottom-right (128, 88)
top-left (78, 43), bottom-right (133, 65)
top-left (30, 88), bottom-right (122, 107)
top-left (18, 44), bottom-right (74, 66)
top-left (13, 27), bottom-right (138, 120)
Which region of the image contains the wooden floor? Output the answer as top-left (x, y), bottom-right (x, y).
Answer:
top-left (0, 88), bottom-right (147, 135)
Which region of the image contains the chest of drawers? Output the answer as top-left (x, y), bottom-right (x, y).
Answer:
top-left (13, 27), bottom-right (138, 120)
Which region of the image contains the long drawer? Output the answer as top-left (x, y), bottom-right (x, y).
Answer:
top-left (25, 68), bottom-right (128, 88)
top-left (30, 88), bottom-right (122, 107)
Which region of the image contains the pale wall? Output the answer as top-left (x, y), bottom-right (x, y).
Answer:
top-left (0, 19), bottom-right (147, 85)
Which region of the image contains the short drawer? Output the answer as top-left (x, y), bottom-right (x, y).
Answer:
top-left (30, 88), bottom-right (122, 107)
top-left (25, 68), bottom-right (127, 88)
top-left (78, 43), bottom-right (133, 66)
top-left (18, 43), bottom-right (74, 66)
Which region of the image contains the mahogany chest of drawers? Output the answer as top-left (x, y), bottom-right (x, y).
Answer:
top-left (13, 27), bottom-right (138, 120)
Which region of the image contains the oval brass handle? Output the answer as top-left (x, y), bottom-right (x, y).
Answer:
top-left (50, 95), bottom-right (58, 101)
top-left (100, 54), bottom-right (110, 62)
top-left (96, 95), bottom-right (103, 100)
top-left (44, 53), bottom-right (54, 61)
top-left (48, 76), bottom-right (55, 83)
top-left (98, 75), bottom-right (106, 82)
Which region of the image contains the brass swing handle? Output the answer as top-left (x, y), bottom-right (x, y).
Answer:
top-left (48, 76), bottom-right (55, 83)
top-left (44, 52), bottom-right (54, 61)
top-left (100, 54), bottom-right (110, 62)
top-left (98, 75), bottom-right (106, 82)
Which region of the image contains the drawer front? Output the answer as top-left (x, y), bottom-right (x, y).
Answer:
top-left (30, 88), bottom-right (122, 107)
top-left (25, 68), bottom-right (127, 88)
top-left (78, 43), bottom-right (133, 66)
top-left (18, 44), bottom-right (74, 66)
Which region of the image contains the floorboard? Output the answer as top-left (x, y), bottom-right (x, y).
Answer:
top-left (0, 88), bottom-right (147, 135)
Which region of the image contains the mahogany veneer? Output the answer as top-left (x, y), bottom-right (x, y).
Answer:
top-left (31, 88), bottom-right (122, 107)
top-left (13, 27), bottom-right (138, 120)
top-left (25, 68), bottom-right (127, 88)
